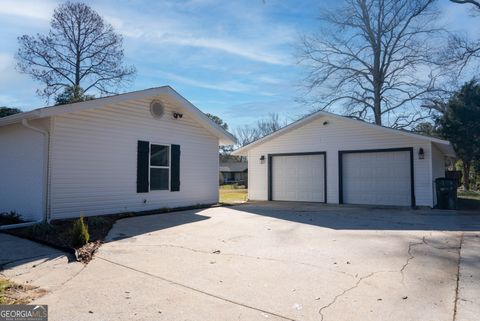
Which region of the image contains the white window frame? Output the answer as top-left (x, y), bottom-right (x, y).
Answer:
top-left (149, 143), bottom-right (171, 191)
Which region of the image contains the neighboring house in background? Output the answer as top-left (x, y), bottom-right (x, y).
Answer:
top-left (219, 162), bottom-right (248, 186)
top-left (0, 86), bottom-right (235, 222)
top-left (232, 110), bottom-right (455, 208)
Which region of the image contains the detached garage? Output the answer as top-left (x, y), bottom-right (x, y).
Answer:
top-left (232, 111), bottom-right (455, 208)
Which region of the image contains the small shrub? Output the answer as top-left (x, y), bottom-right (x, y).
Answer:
top-left (86, 216), bottom-right (107, 228)
top-left (26, 223), bottom-right (54, 237)
top-left (71, 216), bottom-right (90, 247)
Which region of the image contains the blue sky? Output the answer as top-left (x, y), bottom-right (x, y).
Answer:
top-left (0, 0), bottom-right (477, 129)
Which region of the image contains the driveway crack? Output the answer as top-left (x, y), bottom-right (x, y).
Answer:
top-left (96, 255), bottom-right (298, 321)
top-left (452, 233), bottom-right (464, 321)
top-left (399, 237), bottom-right (426, 283)
top-left (318, 271), bottom-right (391, 321)
top-left (318, 236), bottom-right (434, 321)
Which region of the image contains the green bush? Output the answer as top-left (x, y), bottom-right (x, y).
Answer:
top-left (86, 216), bottom-right (107, 228)
top-left (26, 222), bottom-right (54, 237)
top-left (71, 216), bottom-right (90, 247)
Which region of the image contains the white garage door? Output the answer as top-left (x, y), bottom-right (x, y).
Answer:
top-left (342, 150), bottom-right (411, 206)
top-left (272, 154), bottom-right (325, 202)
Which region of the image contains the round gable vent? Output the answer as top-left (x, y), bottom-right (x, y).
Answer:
top-left (150, 100), bottom-right (165, 119)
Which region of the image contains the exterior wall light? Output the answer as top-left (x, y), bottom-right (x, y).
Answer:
top-left (173, 112), bottom-right (183, 119)
top-left (418, 148), bottom-right (425, 159)
top-left (260, 155), bottom-right (265, 164)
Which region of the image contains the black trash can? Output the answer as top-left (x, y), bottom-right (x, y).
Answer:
top-left (435, 178), bottom-right (457, 210)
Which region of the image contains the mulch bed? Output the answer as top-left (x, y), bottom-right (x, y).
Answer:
top-left (5, 216), bottom-right (118, 264)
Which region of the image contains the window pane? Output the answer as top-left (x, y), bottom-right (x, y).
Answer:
top-left (150, 168), bottom-right (169, 190)
top-left (151, 145), bottom-right (169, 166)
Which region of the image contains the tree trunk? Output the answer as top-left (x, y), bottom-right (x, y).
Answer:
top-left (372, 34), bottom-right (382, 126)
top-left (373, 92), bottom-right (382, 125)
top-left (74, 18), bottom-right (81, 98)
top-left (463, 160), bottom-right (471, 191)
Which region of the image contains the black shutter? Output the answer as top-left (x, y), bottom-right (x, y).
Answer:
top-left (171, 144), bottom-right (181, 191)
top-left (137, 141), bottom-right (150, 193)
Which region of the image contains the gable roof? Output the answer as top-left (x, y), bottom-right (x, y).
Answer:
top-left (219, 162), bottom-right (248, 172)
top-left (232, 110), bottom-right (455, 156)
top-left (0, 86), bottom-right (236, 145)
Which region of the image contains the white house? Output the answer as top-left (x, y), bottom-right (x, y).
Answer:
top-left (0, 86), bottom-right (235, 222)
top-left (232, 110), bottom-right (455, 208)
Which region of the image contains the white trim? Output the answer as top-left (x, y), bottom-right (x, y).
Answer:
top-left (149, 142), bottom-right (171, 192)
top-left (0, 86), bottom-right (236, 145)
top-left (232, 110), bottom-right (453, 156)
top-left (47, 117), bottom-right (55, 221)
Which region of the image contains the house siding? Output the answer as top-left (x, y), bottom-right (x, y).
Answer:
top-left (247, 115), bottom-right (434, 206)
top-left (49, 97), bottom-right (219, 219)
top-left (0, 119), bottom-right (49, 221)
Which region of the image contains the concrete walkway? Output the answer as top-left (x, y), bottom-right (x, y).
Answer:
top-left (1, 204), bottom-right (478, 320)
top-left (0, 233), bottom-right (84, 292)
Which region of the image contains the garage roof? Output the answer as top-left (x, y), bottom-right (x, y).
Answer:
top-left (0, 86), bottom-right (236, 145)
top-left (232, 110), bottom-right (455, 157)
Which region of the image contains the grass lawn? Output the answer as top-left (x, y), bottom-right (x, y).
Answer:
top-left (0, 279), bottom-right (11, 304)
top-left (458, 190), bottom-right (480, 200)
top-left (457, 190), bottom-right (480, 211)
top-left (219, 184), bottom-right (247, 204)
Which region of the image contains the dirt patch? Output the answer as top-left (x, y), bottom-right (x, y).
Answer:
top-left (0, 277), bottom-right (46, 304)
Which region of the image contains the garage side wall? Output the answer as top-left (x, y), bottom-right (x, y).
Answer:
top-left (431, 143), bottom-right (446, 207)
top-left (0, 120), bottom-right (48, 221)
top-left (247, 116), bottom-right (434, 206)
top-left (49, 98), bottom-right (219, 219)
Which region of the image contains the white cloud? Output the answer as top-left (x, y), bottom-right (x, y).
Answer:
top-left (0, 53), bottom-right (23, 85)
top-left (0, 52), bottom-right (42, 108)
top-left (98, 1), bottom-right (295, 66)
top-left (0, 53), bottom-right (12, 70)
top-left (156, 35), bottom-right (290, 65)
top-left (0, 0), bottom-right (56, 20)
top-left (438, 1), bottom-right (478, 36)
top-left (157, 71), bottom-right (255, 93)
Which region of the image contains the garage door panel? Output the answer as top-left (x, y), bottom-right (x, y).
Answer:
top-left (272, 154), bottom-right (325, 202)
top-left (342, 150), bottom-right (411, 206)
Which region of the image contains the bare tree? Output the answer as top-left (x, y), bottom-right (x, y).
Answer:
top-left (235, 113), bottom-right (286, 147)
top-left (449, 0), bottom-right (480, 9)
top-left (420, 0), bottom-right (480, 113)
top-left (16, 2), bottom-right (135, 101)
top-left (299, 0), bottom-right (446, 128)
top-left (442, 0), bottom-right (480, 73)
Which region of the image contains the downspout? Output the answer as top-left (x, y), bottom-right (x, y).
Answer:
top-left (0, 119), bottom-right (50, 230)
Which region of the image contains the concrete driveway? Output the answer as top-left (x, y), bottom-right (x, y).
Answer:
top-left (26, 203), bottom-right (480, 320)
